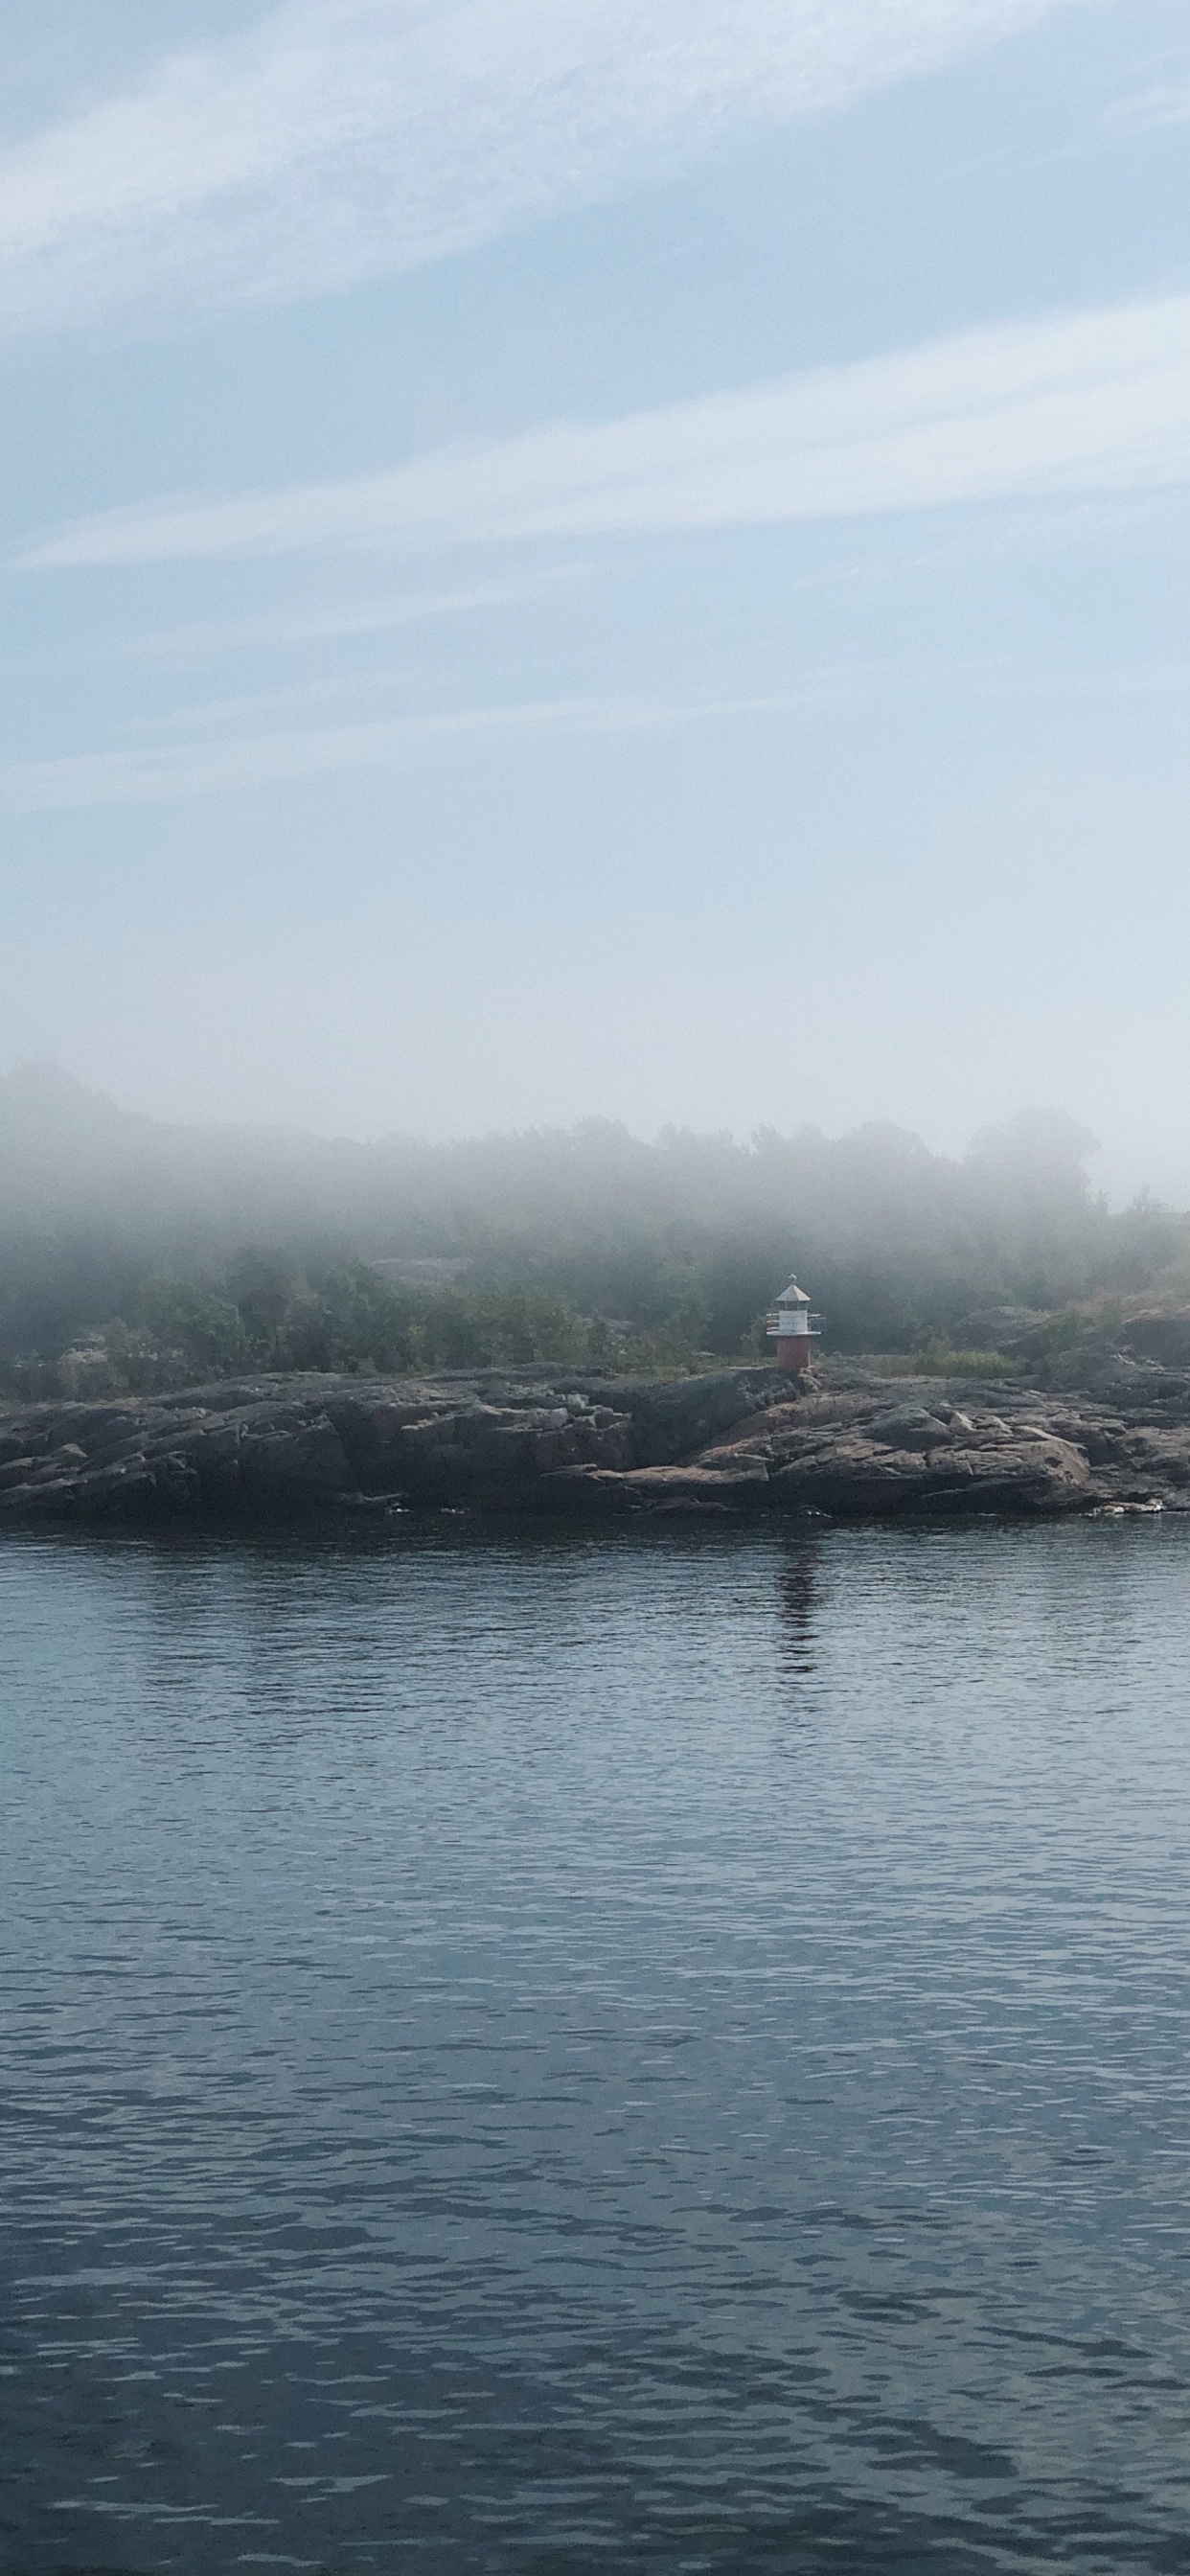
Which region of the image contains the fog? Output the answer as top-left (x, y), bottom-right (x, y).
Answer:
top-left (3, 1058), bottom-right (1186, 1395)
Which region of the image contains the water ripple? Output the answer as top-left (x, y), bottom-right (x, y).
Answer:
top-left (2, 1518), bottom-right (1190, 2570)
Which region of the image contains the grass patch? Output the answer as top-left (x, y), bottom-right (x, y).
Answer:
top-left (856, 1347), bottom-right (1028, 1379)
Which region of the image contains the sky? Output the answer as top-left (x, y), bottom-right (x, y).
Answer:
top-left (2, 0), bottom-right (1189, 1199)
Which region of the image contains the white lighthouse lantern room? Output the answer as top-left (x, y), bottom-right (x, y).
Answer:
top-left (766, 1276), bottom-right (822, 1374)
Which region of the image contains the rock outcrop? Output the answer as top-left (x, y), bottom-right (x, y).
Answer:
top-left (2, 1363), bottom-right (1189, 1528)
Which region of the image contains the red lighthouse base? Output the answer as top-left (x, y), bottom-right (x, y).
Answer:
top-left (776, 1338), bottom-right (812, 1373)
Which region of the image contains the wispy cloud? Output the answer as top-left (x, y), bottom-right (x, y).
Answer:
top-left (22, 292), bottom-right (1190, 571)
top-left (0, 0), bottom-right (1093, 343)
top-left (1106, 76), bottom-right (1190, 136)
top-left (121, 566), bottom-right (584, 666)
top-left (0, 682), bottom-right (865, 813)
top-left (7, 650), bottom-right (1181, 816)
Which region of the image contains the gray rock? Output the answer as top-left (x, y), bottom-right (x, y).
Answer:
top-left (866, 1408), bottom-right (952, 1452)
top-left (1, 1359), bottom-right (1186, 1527)
top-left (240, 1418), bottom-right (353, 1501)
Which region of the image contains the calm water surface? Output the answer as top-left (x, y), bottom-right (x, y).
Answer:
top-left (2, 1517), bottom-right (1190, 2573)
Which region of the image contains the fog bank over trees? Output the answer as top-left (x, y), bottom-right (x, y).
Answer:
top-left (2, 1061), bottom-right (1187, 1393)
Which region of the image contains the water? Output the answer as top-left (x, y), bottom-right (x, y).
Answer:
top-left (3, 1516), bottom-right (1190, 2574)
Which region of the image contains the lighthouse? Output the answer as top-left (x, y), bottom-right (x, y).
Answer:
top-left (766, 1276), bottom-right (821, 1374)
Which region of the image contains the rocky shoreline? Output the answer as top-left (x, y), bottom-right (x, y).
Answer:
top-left (3, 1358), bottom-right (1190, 1528)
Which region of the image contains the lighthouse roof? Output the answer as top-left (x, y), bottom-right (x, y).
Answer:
top-left (777, 1278), bottom-right (810, 1305)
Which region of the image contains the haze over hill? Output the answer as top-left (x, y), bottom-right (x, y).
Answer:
top-left (3, 1058), bottom-right (1187, 1394)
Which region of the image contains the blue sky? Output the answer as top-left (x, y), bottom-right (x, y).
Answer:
top-left (2, 0), bottom-right (1189, 1196)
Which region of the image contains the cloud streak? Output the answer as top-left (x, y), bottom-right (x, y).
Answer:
top-left (22, 292), bottom-right (1190, 570)
top-left (1106, 60), bottom-right (1190, 134)
top-left (0, 0), bottom-right (1092, 342)
top-left (121, 566), bottom-right (584, 666)
top-left (7, 650), bottom-right (1182, 816)
top-left (0, 683), bottom-right (861, 813)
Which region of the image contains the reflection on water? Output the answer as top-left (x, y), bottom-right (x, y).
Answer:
top-left (2, 1515), bottom-right (1189, 2574)
top-left (777, 1547), bottom-right (819, 1679)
